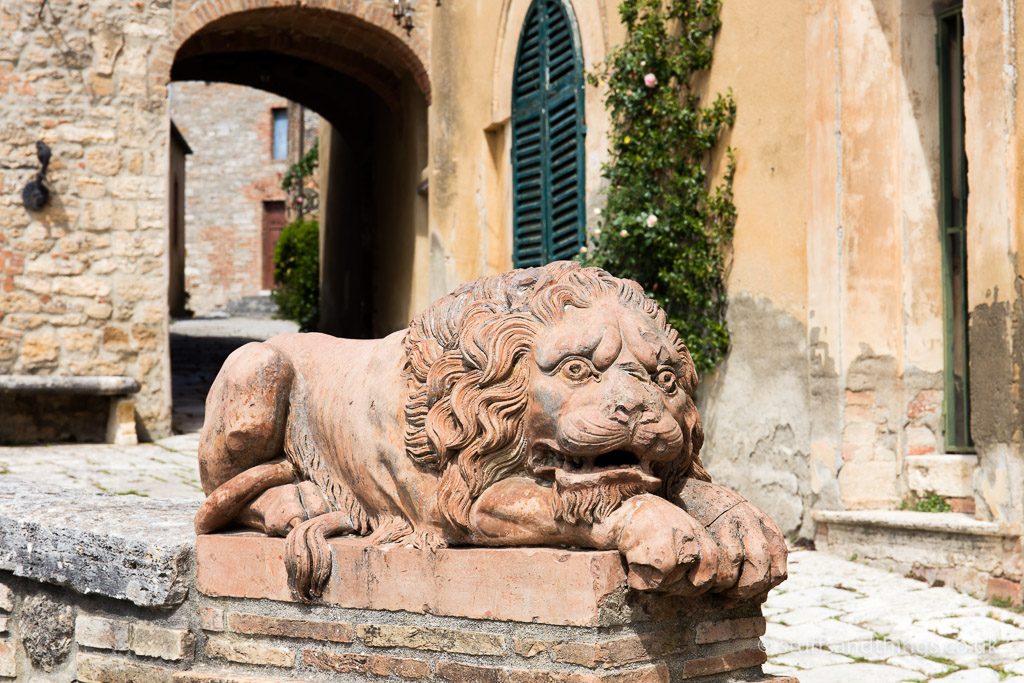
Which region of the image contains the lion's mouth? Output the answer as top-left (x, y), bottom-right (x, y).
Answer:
top-left (528, 443), bottom-right (662, 491)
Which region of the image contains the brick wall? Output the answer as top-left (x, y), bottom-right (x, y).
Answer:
top-left (0, 572), bottom-right (777, 683)
top-left (168, 82), bottom-right (319, 316)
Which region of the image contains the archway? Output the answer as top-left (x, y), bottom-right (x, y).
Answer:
top-left (165, 3), bottom-right (430, 340)
top-left (163, 4), bottom-right (430, 431)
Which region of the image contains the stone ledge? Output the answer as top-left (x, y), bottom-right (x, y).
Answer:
top-left (0, 483), bottom-right (196, 607)
top-left (812, 509), bottom-right (1019, 537)
top-left (197, 533), bottom-right (630, 627)
top-left (814, 508), bottom-right (1022, 604)
top-left (0, 374), bottom-right (140, 395)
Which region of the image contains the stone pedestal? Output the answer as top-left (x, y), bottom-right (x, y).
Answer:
top-left (0, 483), bottom-right (793, 681)
top-left (189, 533), bottom-right (783, 682)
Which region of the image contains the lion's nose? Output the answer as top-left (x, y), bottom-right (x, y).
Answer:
top-left (611, 395), bottom-right (643, 422)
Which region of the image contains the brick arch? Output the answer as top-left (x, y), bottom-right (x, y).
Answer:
top-left (152, 0), bottom-right (431, 104)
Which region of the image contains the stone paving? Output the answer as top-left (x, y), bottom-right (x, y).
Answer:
top-left (764, 550), bottom-right (1024, 681)
top-left (0, 432), bottom-right (203, 499)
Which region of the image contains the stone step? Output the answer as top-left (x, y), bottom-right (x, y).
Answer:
top-left (812, 509), bottom-right (1022, 606)
top-left (221, 294), bottom-right (278, 319)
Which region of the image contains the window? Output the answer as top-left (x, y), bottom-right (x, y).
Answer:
top-left (938, 7), bottom-right (972, 451)
top-left (511, 0), bottom-right (585, 267)
top-left (272, 108), bottom-right (288, 161)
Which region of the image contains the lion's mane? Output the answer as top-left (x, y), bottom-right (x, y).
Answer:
top-left (402, 261), bottom-right (710, 532)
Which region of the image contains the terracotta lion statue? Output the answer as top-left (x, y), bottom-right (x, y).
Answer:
top-left (195, 262), bottom-right (787, 602)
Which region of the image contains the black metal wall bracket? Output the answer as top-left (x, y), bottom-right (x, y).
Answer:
top-left (21, 141), bottom-right (52, 212)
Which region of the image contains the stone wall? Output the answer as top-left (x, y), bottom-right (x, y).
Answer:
top-left (169, 82), bottom-right (319, 316)
top-left (0, 0), bottom-right (174, 436)
top-left (0, 483), bottom-right (784, 682)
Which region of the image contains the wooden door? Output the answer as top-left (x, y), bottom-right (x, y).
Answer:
top-left (262, 201), bottom-right (287, 289)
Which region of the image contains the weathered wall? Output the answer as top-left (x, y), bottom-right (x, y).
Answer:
top-left (965, 0), bottom-right (1024, 525)
top-left (169, 82), bottom-right (318, 316)
top-left (426, 0), bottom-right (617, 301)
top-left (699, 0), bottom-right (1022, 539)
top-left (0, 0), bottom-right (173, 437)
top-left (695, 0), bottom-right (816, 537)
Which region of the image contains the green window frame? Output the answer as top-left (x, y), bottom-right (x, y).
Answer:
top-left (511, 0), bottom-right (586, 268)
top-left (938, 6), bottom-right (972, 451)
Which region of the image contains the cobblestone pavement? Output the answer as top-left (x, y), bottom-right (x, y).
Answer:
top-left (764, 550), bottom-right (1024, 682)
top-left (0, 432), bottom-right (204, 499)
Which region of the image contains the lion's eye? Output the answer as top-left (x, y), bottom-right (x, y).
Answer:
top-left (655, 369), bottom-right (677, 392)
top-left (559, 358), bottom-right (595, 383)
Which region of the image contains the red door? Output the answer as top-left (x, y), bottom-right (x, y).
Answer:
top-left (262, 201), bottom-right (287, 289)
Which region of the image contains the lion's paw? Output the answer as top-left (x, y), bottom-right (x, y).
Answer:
top-left (615, 495), bottom-right (719, 593)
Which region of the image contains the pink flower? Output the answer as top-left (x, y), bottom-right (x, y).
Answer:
top-left (646, 213), bottom-right (658, 228)
top-left (644, 73), bottom-right (657, 88)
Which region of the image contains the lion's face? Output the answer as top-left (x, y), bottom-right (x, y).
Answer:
top-left (524, 294), bottom-right (697, 496)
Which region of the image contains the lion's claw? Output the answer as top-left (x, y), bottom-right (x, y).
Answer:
top-left (613, 494), bottom-right (719, 594)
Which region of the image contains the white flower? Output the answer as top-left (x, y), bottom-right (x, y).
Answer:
top-left (619, 229), bottom-right (629, 238)
top-left (646, 213), bottom-right (658, 228)
top-left (593, 228), bottom-right (602, 237)
top-left (594, 207), bottom-right (602, 216)
top-left (579, 246), bottom-right (588, 254)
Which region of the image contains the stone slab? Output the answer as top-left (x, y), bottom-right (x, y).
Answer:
top-left (197, 533), bottom-right (630, 626)
top-left (906, 455), bottom-right (978, 498)
top-left (813, 509), bottom-right (1019, 537)
top-left (0, 482), bottom-right (196, 607)
top-left (0, 374), bottom-right (140, 396)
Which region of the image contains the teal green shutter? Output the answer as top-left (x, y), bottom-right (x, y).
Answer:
top-left (512, 0), bottom-right (585, 268)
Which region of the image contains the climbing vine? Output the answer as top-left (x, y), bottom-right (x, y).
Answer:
top-left (281, 139), bottom-right (319, 217)
top-left (582, 0), bottom-right (736, 373)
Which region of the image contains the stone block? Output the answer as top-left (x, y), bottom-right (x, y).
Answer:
top-left (0, 584), bottom-right (13, 613)
top-left (987, 576), bottom-right (1022, 606)
top-left (76, 652), bottom-right (175, 683)
top-left (301, 650), bottom-right (431, 679)
top-left (838, 460), bottom-right (900, 509)
top-left (813, 509), bottom-right (1021, 601)
top-left (197, 534), bottom-right (628, 626)
top-left (173, 669), bottom-right (317, 683)
top-left (356, 623), bottom-right (505, 655)
top-left (695, 616), bottom-right (768, 644)
top-left (198, 607), bottom-right (223, 632)
top-left (433, 660), bottom-right (669, 682)
top-left (129, 623), bottom-right (195, 661)
top-left (906, 454), bottom-right (978, 498)
top-left (0, 482), bottom-right (196, 607)
top-left (681, 647), bottom-right (767, 678)
top-left (76, 613), bottom-right (130, 651)
top-left (204, 634), bottom-right (295, 668)
top-left (225, 612), bottom-right (352, 644)
top-left (106, 397), bottom-right (138, 446)
top-left (0, 641), bottom-right (15, 678)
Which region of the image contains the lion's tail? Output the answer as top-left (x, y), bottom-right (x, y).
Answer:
top-left (194, 459), bottom-right (297, 535)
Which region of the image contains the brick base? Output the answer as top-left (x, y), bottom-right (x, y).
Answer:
top-left (0, 534), bottom-right (788, 682)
